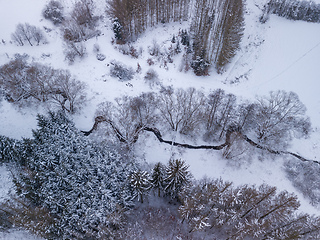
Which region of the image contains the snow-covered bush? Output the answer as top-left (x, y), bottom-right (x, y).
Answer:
top-left (42, 0), bottom-right (64, 25)
top-left (144, 69), bottom-right (159, 88)
top-left (191, 56), bottom-right (210, 76)
top-left (6, 112), bottom-right (135, 239)
top-left (11, 23), bottom-right (47, 46)
top-left (62, 0), bottom-right (100, 43)
top-left (112, 18), bottom-right (124, 43)
top-left (109, 61), bottom-right (135, 81)
top-left (64, 40), bottom-right (87, 64)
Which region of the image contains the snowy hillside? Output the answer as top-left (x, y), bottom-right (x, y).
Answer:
top-left (1, 0), bottom-right (320, 238)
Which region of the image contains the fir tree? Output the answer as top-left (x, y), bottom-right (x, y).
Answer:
top-left (150, 162), bottom-right (165, 197)
top-left (164, 159), bottom-right (192, 200)
top-left (130, 170), bottom-right (151, 203)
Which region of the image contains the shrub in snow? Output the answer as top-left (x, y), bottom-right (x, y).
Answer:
top-left (112, 18), bottom-right (124, 43)
top-left (109, 61), bottom-right (135, 81)
top-left (71, 0), bottom-right (99, 29)
top-left (191, 56), bottom-right (210, 76)
top-left (62, 0), bottom-right (100, 43)
top-left (93, 43), bottom-right (100, 53)
top-left (62, 19), bottom-right (84, 42)
top-left (285, 159), bottom-right (320, 207)
top-left (180, 29), bottom-right (190, 46)
top-left (11, 23), bottom-right (47, 46)
top-left (144, 69), bottom-right (159, 88)
top-left (42, 0), bottom-right (64, 25)
top-left (149, 40), bottom-right (161, 57)
top-left (5, 112), bottom-right (135, 239)
top-left (96, 53), bottom-right (106, 61)
top-left (64, 40), bottom-right (87, 64)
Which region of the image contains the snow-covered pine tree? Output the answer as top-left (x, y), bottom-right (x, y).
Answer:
top-left (0, 136), bottom-right (21, 164)
top-left (163, 159), bottom-right (192, 200)
top-left (129, 170), bottom-right (151, 203)
top-left (11, 111), bottom-right (135, 239)
top-left (150, 162), bottom-right (165, 197)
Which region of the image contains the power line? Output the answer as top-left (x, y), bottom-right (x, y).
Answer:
top-left (255, 40), bottom-right (320, 89)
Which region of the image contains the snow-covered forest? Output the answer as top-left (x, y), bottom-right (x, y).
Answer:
top-left (1, 0), bottom-right (320, 239)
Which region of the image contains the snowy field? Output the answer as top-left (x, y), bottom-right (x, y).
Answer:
top-left (1, 0), bottom-right (320, 238)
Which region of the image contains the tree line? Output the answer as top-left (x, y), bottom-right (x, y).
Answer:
top-left (261, 0), bottom-right (320, 23)
top-left (86, 87), bottom-right (310, 155)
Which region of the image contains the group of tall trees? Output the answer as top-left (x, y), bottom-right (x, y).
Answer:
top-left (261, 0), bottom-right (320, 23)
top-left (107, 0), bottom-right (245, 73)
top-left (107, 0), bottom-right (191, 42)
top-left (179, 178), bottom-right (320, 238)
top-left (190, 0), bottom-right (244, 74)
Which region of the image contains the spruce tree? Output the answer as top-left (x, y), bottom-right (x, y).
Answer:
top-left (130, 170), bottom-right (151, 203)
top-left (150, 162), bottom-right (165, 197)
top-left (164, 159), bottom-right (192, 200)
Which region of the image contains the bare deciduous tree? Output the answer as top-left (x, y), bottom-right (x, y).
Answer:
top-left (254, 90), bottom-right (311, 150)
top-left (156, 87), bottom-right (205, 135)
top-left (11, 23), bottom-right (47, 46)
top-left (0, 59), bottom-right (87, 113)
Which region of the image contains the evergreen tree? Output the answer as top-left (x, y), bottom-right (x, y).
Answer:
top-left (113, 18), bottom-right (123, 43)
top-left (129, 170), bottom-right (151, 203)
top-left (164, 159), bottom-right (192, 200)
top-left (150, 162), bottom-right (165, 197)
top-left (10, 111), bottom-right (135, 239)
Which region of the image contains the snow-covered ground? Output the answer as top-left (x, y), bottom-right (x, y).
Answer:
top-left (1, 0), bottom-right (320, 238)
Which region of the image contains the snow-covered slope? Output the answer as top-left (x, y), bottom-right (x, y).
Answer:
top-left (1, 0), bottom-right (320, 238)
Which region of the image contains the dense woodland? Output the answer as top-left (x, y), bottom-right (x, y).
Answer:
top-left (1, 0), bottom-right (320, 239)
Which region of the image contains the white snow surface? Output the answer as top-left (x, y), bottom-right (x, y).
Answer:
top-left (1, 0), bottom-right (320, 238)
